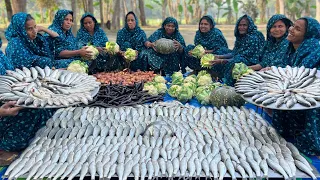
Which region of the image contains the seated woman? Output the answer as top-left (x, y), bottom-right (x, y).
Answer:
top-left (212, 15), bottom-right (265, 85)
top-left (116, 11), bottom-right (148, 71)
top-left (184, 15), bottom-right (229, 73)
top-left (249, 14), bottom-right (292, 70)
top-left (48, 9), bottom-right (92, 68)
top-left (143, 17), bottom-right (185, 75)
top-left (5, 13), bottom-right (59, 68)
top-left (76, 12), bottom-right (110, 73)
top-left (272, 17), bottom-right (320, 155)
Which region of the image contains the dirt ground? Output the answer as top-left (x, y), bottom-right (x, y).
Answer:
top-left (0, 24), bottom-right (267, 52)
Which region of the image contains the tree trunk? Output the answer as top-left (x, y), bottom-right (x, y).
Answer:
top-left (111, 0), bottom-right (121, 30)
top-left (259, 0), bottom-right (267, 23)
top-left (275, 0), bottom-right (280, 14)
top-left (217, 8), bottom-right (220, 24)
top-left (122, 0), bottom-right (128, 17)
top-left (138, 0), bottom-right (147, 26)
top-left (88, 0), bottom-right (94, 14)
top-left (12, 0), bottom-right (26, 14)
top-left (168, 0), bottom-right (173, 17)
top-left (175, 0), bottom-right (180, 19)
top-left (195, 0), bottom-right (201, 20)
top-left (4, 0), bottom-right (12, 22)
top-left (162, 0), bottom-right (168, 21)
top-left (183, 0), bottom-right (189, 24)
top-left (100, 0), bottom-right (105, 28)
top-left (304, 0), bottom-right (310, 16)
top-left (317, 0), bottom-right (320, 22)
top-left (106, 0), bottom-right (111, 21)
top-left (82, 0), bottom-right (88, 12)
top-left (279, 0), bottom-right (285, 15)
top-left (71, 0), bottom-right (77, 34)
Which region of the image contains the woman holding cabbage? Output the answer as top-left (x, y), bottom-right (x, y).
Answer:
top-left (184, 15), bottom-right (229, 73)
top-left (143, 17), bottom-right (185, 75)
top-left (116, 11), bottom-right (147, 71)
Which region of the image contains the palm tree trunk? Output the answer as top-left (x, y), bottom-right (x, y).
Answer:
top-left (71, 0), bottom-right (77, 34)
top-left (111, 0), bottom-right (121, 30)
top-left (183, 0), bottom-right (189, 24)
top-left (304, 0), bottom-right (310, 16)
top-left (138, 0), bottom-right (147, 26)
top-left (100, 0), bottom-right (105, 28)
top-left (217, 8), bottom-right (220, 24)
top-left (162, 0), bottom-right (168, 21)
top-left (168, 0), bottom-right (173, 17)
top-left (122, 0), bottom-right (128, 17)
top-left (4, 0), bottom-right (12, 22)
top-left (259, 0), bottom-right (266, 23)
top-left (275, 0), bottom-right (280, 14)
top-left (279, 0), bottom-right (285, 15)
top-left (88, 0), bottom-right (94, 14)
top-left (317, 0), bottom-right (320, 21)
top-left (12, 0), bottom-right (26, 14)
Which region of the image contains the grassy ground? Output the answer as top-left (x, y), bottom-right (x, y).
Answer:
top-left (0, 24), bottom-right (267, 51)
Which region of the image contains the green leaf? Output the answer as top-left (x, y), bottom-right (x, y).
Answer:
top-left (187, 5), bottom-right (194, 13)
top-left (311, 5), bottom-right (316, 9)
top-left (222, 12), bottom-right (229, 17)
top-left (93, 2), bottom-right (100, 6)
top-left (178, 4), bottom-right (183, 13)
top-left (145, 4), bottom-right (154, 9)
top-left (152, 0), bottom-right (162, 6)
top-left (233, 0), bottom-right (238, 12)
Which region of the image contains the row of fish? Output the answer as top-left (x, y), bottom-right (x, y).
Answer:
top-left (0, 66), bottom-right (100, 107)
top-left (236, 66), bottom-right (320, 108)
top-left (4, 104), bottom-right (317, 180)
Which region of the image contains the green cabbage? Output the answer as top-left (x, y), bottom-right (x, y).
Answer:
top-left (197, 75), bottom-right (213, 86)
top-left (177, 86), bottom-right (193, 103)
top-left (200, 54), bottom-right (215, 68)
top-left (154, 83), bottom-right (167, 94)
top-left (183, 82), bottom-right (197, 94)
top-left (143, 84), bottom-right (158, 96)
top-left (105, 42), bottom-right (120, 55)
top-left (171, 72), bottom-right (184, 85)
top-left (153, 75), bottom-right (166, 83)
top-left (232, 62), bottom-right (254, 80)
top-left (191, 45), bottom-right (205, 59)
top-left (195, 86), bottom-right (211, 105)
top-left (67, 60), bottom-right (88, 73)
top-left (184, 75), bottom-right (197, 84)
top-left (124, 48), bottom-right (137, 62)
top-left (168, 85), bottom-right (182, 97)
top-left (85, 45), bottom-right (99, 60)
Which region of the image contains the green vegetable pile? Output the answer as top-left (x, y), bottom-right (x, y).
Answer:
top-left (232, 62), bottom-right (254, 80)
top-left (105, 42), bottom-right (120, 55)
top-left (200, 54), bottom-right (215, 68)
top-left (143, 75), bottom-right (167, 96)
top-left (168, 70), bottom-right (223, 105)
top-left (191, 45), bottom-right (205, 59)
top-left (67, 60), bottom-right (88, 74)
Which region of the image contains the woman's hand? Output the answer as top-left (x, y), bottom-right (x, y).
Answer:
top-left (79, 46), bottom-right (93, 59)
top-left (188, 50), bottom-right (193, 57)
top-left (260, 67), bottom-right (271, 71)
top-left (37, 26), bottom-right (59, 37)
top-left (208, 59), bottom-right (229, 66)
top-left (0, 101), bottom-right (23, 117)
top-left (173, 40), bottom-right (183, 52)
top-left (205, 49), bottom-right (213, 54)
top-left (145, 41), bottom-right (155, 48)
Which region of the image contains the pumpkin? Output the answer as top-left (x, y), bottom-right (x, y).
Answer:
top-left (154, 38), bottom-right (176, 54)
top-left (210, 86), bottom-right (245, 107)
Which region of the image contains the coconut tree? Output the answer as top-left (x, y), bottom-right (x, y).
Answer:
top-left (212, 0), bottom-right (225, 24)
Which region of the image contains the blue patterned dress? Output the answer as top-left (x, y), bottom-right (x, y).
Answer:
top-left (48, 9), bottom-right (78, 68)
top-left (0, 38), bottom-right (14, 74)
top-left (258, 14), bottom-right (292, 68)
top-left (223, 15), bottom-right (265, 85)
top-left (142, 17), bottom-right (186, 75)
top-left (1, 13), bottom-right (54, 152)
top-left (5, 13), bottom-right (57, 69)
top-left (184, 15), bottom-right (229, 72)
top-left (76, 13), bottom-right (110, 73)
top-left (116, 12), bottom-right (147, 71)
top-left (272, 17), bottom-right (320, 155)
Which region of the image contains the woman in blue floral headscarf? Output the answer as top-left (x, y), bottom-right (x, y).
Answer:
top-left (116, 11), bottom-right (147, 71)
top-left (143, 17), bottom-right (186, 75)
top-left (249, 14), bottom-right (292, 70)
top-left (184, 15), bottom-right (228, 73)
top-left (211, 15), bottom-right (265, 85)
top-left (48, 9), bottom-right (93, 68)
top-left (0, 38), bottom-right (14, 75)
top-left (5, 13), bottom-right (60, 69)
top-left (272, 17), bottom-right (320, 155)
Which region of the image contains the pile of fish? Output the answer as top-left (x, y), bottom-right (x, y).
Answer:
top-left (4, 103), bottom-right (317, 180)
top-left (236, 66), bottom-right (320, 109)
top-left (0, 66), bottom-right (100, 107)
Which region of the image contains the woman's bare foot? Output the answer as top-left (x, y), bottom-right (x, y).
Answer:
top-left (0, 150), bottom-right (19, 166)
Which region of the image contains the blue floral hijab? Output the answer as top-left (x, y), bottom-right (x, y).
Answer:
top-left (194, 15), bottom-right (228, 53)
top-left (287, 17), bottom-right (320, 68)
top-left (77, 13), bottom-right (108, 47)
top-left (5, 12), bottom-right (53, 68)
top-left (148, 17), bottom-right (185, 47)
top-left (116, 11), bottom-right (147, 51)
top-left (232, 14), bottom-right (265, 65)
top-left (48, 9), bottom-right (78, 51)
top-left (259, 14), bottom-right (292, 67)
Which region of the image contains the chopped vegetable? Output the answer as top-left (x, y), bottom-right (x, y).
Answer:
top-left (124, 48), bottom-right (137, 62)
top-left (200, 54), bottom-right (215, 68)
top-left (105, 42), bottom-right (120, 55)
top-left (191, 45), bottom-right (205, 59)
top-left (67, 60), bottom-right (88, 73)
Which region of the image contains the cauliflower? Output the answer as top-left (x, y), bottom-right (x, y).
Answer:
top-left (85, 45), bottom-right (99, 60)
top-left (195, 86), bottom-right (211, 105)
top-left (197, 75), bottom-right (213, 86)
top-left (154, 83), bottom-right (167, 94)
top-left (171, 72), bottom-right (184, 85)
top-left (67, 60), bottom-right (88, 73)
top-left (232, 62), bottom-right (254, 80)
top-left (143, 84), bottom-right (158, 96)
top-left (105, 42), bottom-right (120, 55)
top-left (184, 75), bottom-right (197, 84)
top-left (177, 86), bottom-right (193, 103)
top-left (153, 75), bottom-right (166, 83)
top-left (200, 54), bottom-right (215, 68)
top-left (191, 44), bottom-right (205, 59)
top-left (168, 85), bottom-right (182, 97)
top-left (124, 48), bottom-right (137, 62)
top-left (183, 82), bottom-right (197, 94)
